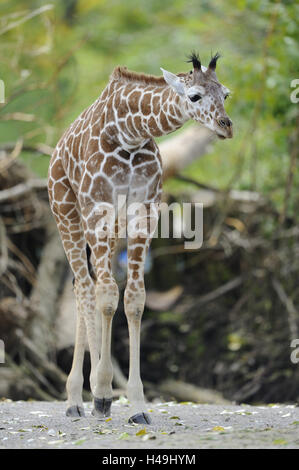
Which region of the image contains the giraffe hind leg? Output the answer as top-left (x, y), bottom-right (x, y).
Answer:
top-left (48, 165), bottom-right (100, 417)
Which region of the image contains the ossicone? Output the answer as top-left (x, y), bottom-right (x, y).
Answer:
top-left (209, 52), bottom-right (221, 71)
top-left (186, 51), bottom-right (201, 70)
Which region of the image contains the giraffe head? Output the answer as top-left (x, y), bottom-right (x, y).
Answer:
top-left (161, 52), bottom-right (233, 139)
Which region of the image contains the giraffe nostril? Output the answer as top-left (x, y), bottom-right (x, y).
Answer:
top-left (218, 117), bottom-right (231, 128)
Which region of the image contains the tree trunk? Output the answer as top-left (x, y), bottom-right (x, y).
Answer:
top-left (160, 125), bottom-right (215, 180)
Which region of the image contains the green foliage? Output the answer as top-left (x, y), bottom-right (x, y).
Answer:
top-left (0, 0), bottom-right (298, 215)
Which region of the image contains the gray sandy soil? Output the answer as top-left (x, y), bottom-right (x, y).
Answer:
top-left (0, 399), bottom-right (299, 449)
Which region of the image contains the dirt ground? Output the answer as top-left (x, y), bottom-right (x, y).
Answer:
top-left (0, 399), bottom-right (299, 449)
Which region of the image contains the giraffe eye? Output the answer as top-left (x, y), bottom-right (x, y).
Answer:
top-left (189, 94), bottom-right (201, 102)
top-left (224, 93), bottom-right (229, 100)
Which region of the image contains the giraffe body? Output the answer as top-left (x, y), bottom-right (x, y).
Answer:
top-left (48, 53), bottom-right (233, 422)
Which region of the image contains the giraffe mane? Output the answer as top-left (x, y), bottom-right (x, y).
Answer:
top-left (111, 66), bottom-right (169, 87)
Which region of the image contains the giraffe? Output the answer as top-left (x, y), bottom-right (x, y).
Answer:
top-left (47, 52), bottom-right (233, 424)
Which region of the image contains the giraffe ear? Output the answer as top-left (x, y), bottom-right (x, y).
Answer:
top-left (160, 68), bottom-right (185, 97)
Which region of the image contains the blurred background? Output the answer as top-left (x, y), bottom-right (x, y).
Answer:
top-left (0, 0), bottom-right (298, 405)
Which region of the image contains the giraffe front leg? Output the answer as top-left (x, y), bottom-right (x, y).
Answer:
top-left (125, 286), bottom-right (150, 424)
top-left (124, 236), bottom-right (152, 425)
top-left (91, 277), bottom-right (119, 418)
top-left (87, 234), bottom-right (119, 418)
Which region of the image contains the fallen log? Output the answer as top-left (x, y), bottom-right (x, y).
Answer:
top-left (159, 125), bottom-right (215, 180)
top-left (28, 209), bottom-right (67, 359)
top-left (158, 380), bottom-right (231, 405)
top-left (0, 178), bottom-right (47, 203)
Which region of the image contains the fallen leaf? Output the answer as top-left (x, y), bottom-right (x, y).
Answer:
top-left (117, 396), bottom-right (129, 404)
top-left (99, 429), bottom-right (112, 435)
top-left (273, 439), bottom-right (287, 445)
top-left (74, 438), bottom-right (87, 445)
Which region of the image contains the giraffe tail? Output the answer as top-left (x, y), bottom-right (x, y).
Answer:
top-left (86, 243), bottom-right (97, 281)
top-left (72, 244), bottom-right (97, 286)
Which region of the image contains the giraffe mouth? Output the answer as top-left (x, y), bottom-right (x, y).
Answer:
top-left (216, 132), bottom-right (226, 140)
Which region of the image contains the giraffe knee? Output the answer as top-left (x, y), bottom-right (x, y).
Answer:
top-left (96, 280), bottom-right (119, 316)
top-left (124, 284), bottom-right (145, 319)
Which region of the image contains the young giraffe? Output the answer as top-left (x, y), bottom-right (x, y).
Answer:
top-left (48, 52), bottom-right (233, 424)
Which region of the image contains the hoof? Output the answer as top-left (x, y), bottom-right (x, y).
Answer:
top-left (92, 397), bottom-right (112, 418)
top-left (128, 412), bottom-right (151, 425)
top-left (66, 405), bottom-right (85, 417)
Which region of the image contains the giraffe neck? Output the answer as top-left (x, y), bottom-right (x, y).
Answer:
top-left (106, 80), bottom-right (188, 148)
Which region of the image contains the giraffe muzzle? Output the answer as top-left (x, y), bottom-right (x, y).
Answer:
top-left (216, 117), bottom-right (233, 139)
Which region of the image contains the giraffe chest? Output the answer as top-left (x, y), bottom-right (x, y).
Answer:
top-left (79, 146), bottom-right (162, 207)
top-left (105, 150), bottom-right (162, 190)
